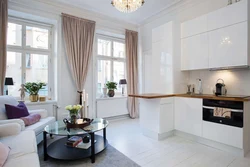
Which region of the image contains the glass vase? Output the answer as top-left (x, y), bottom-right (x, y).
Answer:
top-left (69, 110), bottom-right (80, 124)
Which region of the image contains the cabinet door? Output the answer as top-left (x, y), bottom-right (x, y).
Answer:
top-left (207, 0), bottom-right (247, 31)
top-left (209, 22), bottom-right (248, 68)
top-left (181, 33), bottom-right (209, 70)
top-left (175, 97), bottom-right (202, 137)
top-left (159, 98), bottom-right (174, 133)
top-left (181, 15), bottom-right (207, 38)
top-left (202, 121), bottom-right (243, 148)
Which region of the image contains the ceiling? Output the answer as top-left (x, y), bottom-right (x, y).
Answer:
top-left (52, 0), bottom-right (182, 24)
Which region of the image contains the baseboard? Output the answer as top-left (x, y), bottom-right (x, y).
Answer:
top-left (104, 114), bottom-right (130, 121)
top-left (174, 130), bottom-right (244, 157)
top-left (142, 128), bottom-right (174, 141)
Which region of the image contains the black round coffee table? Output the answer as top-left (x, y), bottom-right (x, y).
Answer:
top-left (43, 118), bottom-right (109, 163)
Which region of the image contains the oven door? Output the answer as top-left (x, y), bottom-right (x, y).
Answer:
top-left (203, 106), bottom-right (243, 128)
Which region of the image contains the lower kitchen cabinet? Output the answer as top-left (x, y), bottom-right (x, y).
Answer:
top-left (174, 97), bottom-right (202, 137)
top-left (202, 121), bottom-right (243, 149)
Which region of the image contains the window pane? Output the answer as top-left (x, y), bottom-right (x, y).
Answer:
top-left (26, 26), bottom-right (49, 49)
top-left (25, 54), bottom-right (48, 96)
top-left (97, 60), bottom-right (111, 95)
top-left (98, 39), bottom-right (111, 56)
top-left (113, 61), bottom-right (125, 93)
top-left (6, 52), bottom-right (22, 97)
top-left (7, 23), bottom-right (22, 46)
top-left (113, 41), bottom-right (125, 58)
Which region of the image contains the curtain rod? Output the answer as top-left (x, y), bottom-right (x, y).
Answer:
top-left (61, 13), bottom-right (96, 24)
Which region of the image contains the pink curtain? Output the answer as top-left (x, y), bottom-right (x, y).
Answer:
top-left (126, 30), bottom-right (139, 118)
top-left (0, 0), bottom-right (8, 95)
top-left (62, 13), bottom-right (95, 104)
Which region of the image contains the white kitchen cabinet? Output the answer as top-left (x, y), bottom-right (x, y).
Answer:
top-left (174, 97), bottom-right (202, 137)
top-left (181, 0), bottom-right (248, 70)
top-left (202, 121), bottom-right (243, 148)
top-left (181, 33), bottom-right (209, 70)
top-left (140, 98), bottom-right (174, 140)
top-left (159, 98), bottom-right (174, 133)
top-left (208, 22), bottom-right (248, 68)
top-left (146, 21), bottom-right (174, 94)
top-left (181, 15), bottom-right (207, 39)
top-left (207, 0), bottom-right (247, 31)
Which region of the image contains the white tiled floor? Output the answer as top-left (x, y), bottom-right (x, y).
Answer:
top-left (99, 118), bottom-right (250, 167)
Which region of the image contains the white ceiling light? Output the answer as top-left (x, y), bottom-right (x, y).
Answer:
top-left (111, 0), bottom-right (145, 13)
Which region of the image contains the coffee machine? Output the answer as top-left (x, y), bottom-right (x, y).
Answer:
top-left (215, 79), bottom-right (227, 96)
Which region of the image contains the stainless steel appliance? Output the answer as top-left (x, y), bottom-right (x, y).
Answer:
top-left (203, 99), bottom-right (243, 128)
top-left (215, 79), bottom-right (227, 96)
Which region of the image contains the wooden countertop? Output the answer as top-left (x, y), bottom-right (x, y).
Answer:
top-left (129, 93), bottom-right (250, 102)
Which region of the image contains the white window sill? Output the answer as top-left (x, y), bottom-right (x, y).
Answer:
top-left (22, 100), bottom-right (57, 105)
top-left (96, 95), bottom-right (127, 101)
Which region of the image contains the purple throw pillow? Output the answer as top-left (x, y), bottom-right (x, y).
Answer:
top-left (5, 102), bottom-right (29, 119)
top-left (20, 113), bottom-right (41, 126)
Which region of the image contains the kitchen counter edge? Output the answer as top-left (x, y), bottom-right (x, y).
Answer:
top-left (128, 94), bottom-right (250, 102)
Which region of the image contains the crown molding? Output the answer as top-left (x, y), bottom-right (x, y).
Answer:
top-left (8, 0), bottom-right (139, 33)
top-left (34, 0), bottom-right (140, 26)
top-left (139, 0), bottom-right (208, 26)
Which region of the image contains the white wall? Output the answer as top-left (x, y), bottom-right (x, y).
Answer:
top-left (8, 0), bottom-right (138, 120)
top-left (139, 0), bottom-right (250, 95)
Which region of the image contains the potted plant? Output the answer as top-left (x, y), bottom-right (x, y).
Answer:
top-left (65, 105), bottom-right (82, 124)
top-left (105, 81), bottom-right (117, 97)
top-left (24, 82), bottom-right (46, 102)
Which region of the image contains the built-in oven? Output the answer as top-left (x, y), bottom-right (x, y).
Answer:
top-left (203, 99), bottom-right (243, 128)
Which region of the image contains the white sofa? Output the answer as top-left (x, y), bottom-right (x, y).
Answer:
top-left (0, 96), bottom-right (56, 144)
top-left (0, 123), bottom-right (40, 167)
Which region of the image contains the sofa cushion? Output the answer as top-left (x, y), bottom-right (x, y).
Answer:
top-left (0, 131), bottom-right (37, 159)
top-left (3, 153), bottom-right (39, 167)
top-left (25, 117), bottom-right (55, 135)
top-left (0, 142), bottom-right (10, 167)
top-left (0, 96), bottom-right (18, 120)
top-left (0, 119), bottom-right (25, 131)
top-left (20, 114), bottom-right (41, 126)
top-left (5, 102), bottom-right (29, 119)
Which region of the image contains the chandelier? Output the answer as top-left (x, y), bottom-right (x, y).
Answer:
top-left (111, 0), bottom-right (145, 13)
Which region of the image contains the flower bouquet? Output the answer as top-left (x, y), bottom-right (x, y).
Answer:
top-left (65, 105), bottom-right (82, 124)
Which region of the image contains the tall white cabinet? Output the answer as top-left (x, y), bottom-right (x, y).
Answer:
top-left (145, 21), bottom-right (174, 93)
top-left (181, 0), bottom-right (249, 70)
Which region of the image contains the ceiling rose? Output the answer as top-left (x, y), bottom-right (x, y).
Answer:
top-left (111, 0), bottom-right (145, 13)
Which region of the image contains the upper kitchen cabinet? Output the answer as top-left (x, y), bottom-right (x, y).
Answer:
top-left (181, 33), bottom-right (209, 70)
top-left (207, 0), bottom-right (247, 31)
top-left (209, 22), bottom-right (248, 69)
top-left (181, 0), bottom-right (249, 71)
top-left (181, 15), bottom-right (207, 39)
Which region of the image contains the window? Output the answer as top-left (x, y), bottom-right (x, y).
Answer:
top-left (6, 18), bottom-right (53, 97)
top-left (96, 35), bottom-right (126, 97)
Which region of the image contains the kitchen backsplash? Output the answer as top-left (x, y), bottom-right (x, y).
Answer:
top-left (188, 69), bottom-right (250, 95)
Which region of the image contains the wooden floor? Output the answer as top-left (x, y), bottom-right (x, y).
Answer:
top-left (97, 118), bottom-right (250, 167)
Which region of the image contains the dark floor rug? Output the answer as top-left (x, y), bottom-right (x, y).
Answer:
top-left (38, 138), bottom-right (140, 167)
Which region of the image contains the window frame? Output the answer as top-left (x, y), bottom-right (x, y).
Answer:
top-left (6, 17), bottom-right (53, 98)
top-left (96, 34), bottom-right (126, 97)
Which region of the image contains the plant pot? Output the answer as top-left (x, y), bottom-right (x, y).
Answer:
top-left (108, 90), bottom-right (115, 97)
top-left (29, 95), bottom-right (39, 102)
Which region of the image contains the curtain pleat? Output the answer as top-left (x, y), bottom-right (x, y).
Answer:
top-left (62, 13), bottom-right (95, 104)
top-left (126, 30), bottom-right (139, 118)
top-left (0, 0), bottom-right (8, 95)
